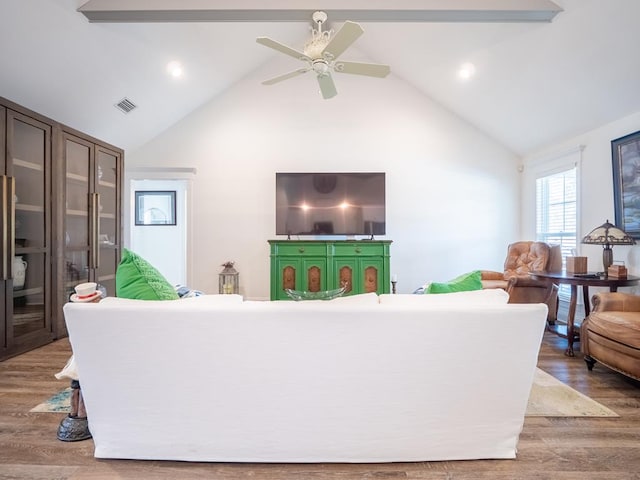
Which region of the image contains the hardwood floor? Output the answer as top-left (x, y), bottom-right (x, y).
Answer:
top-left (1, 323), bottom-right (640, 479)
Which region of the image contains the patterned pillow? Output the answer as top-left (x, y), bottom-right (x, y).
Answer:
top-left (116, 249), bottom-right (179, 300)
top-left (175, 284), bottom-right (204, 298)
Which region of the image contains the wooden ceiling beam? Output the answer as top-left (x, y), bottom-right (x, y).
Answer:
top-left (78, 0), bottom-right (563, 23)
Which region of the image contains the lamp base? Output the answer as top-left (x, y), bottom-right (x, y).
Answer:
top-left (603, 246), bottom-right (613, 272)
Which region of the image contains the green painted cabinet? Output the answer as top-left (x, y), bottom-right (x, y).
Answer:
top-left (269, 240), bottom-right (391, 300)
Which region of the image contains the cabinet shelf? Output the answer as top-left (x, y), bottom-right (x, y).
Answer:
top-left (13, 158), bottom-right (44, 171)
top-left (66, 172), bottom-right (88, 183)
top-left (15, 203), bottom-right (45, 213)
top-left (66, 209), bottom-right (88, 216)
top-left (98, 180), bottom-right (116, 189)
top-left (12, 286), bottom-right (44, 298)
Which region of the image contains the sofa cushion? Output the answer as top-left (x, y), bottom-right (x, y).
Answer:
top-left (116, 249), bottom-right (180, 301)
top-left (584, 311), bottom-right (640, 349)
top-left (426, 270), bottom-right (483, 294)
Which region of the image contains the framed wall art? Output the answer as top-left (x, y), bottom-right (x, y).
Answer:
top-left (134, 190), bottom-right (177, 226)
top-left (612, 130), bottom-right (640, 238)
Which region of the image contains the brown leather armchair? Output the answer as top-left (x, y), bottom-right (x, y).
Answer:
top-left (482, 241), bottom-right (562, 323)
top-left (581, 292), bottom-right (640, 381)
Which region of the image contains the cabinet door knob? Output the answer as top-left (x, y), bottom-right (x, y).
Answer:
top-left (355, 247), bottom-right (362, 253)
top-left (298, 247), bottom-right (305, 253)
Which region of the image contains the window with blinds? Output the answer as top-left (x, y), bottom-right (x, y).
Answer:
top-left (536, 167), bottom-right (577, 262)
top-left (536, 167), bottom-right (577, 299)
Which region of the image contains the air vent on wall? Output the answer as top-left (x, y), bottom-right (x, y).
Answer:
top-left (115, 97), bottom-right (137, 114)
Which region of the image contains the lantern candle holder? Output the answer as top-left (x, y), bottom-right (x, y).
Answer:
top-left (219, 261), bottom-right (239, 294)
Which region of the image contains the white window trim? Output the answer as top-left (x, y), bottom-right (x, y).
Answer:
top-left (523, 145), bottom-right (584, 302)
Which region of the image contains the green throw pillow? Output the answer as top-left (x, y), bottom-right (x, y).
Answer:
top-left (425, 270), bottom-right (483, 294)
top-left (116, 248), bottom-right (179, 300)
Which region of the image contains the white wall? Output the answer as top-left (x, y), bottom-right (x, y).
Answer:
top-left (127, 61), bottom-right (520, 299)
top-left (129, 179), bottom-right (188, 286)
top-left (522, 110), bottom-right (640, 293)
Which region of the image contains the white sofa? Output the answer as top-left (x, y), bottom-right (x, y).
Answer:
top-left (62, 289), bottom-right (547, 463)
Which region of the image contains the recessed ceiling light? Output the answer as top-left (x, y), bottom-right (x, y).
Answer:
top-left (458, 62), bottom-right (476, 80)
top-left (167, 61), bottom-right (184, 78)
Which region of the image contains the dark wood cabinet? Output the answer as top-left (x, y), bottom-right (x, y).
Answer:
top-left (1, 97), bottom-right (123, 359)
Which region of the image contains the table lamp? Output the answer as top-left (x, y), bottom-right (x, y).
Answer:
top-left (581, 220), bottom-right (635, 272)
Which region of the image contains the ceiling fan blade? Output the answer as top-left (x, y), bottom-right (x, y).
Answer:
top-left (256, 37), bottom-right (310, 61)
top-left (317, 73), bottom-right (337, 99)
top-left (321, 21), bottom-right (364, 60)
top-left (262, 68), bottom-right (310, 85)
top-left (334, 61), bottom-right (391, 78)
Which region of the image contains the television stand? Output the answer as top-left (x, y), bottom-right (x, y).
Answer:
top-left (268, 239), bottom-right (392, 300)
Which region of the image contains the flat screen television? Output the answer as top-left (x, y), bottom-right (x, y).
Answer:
top-left (276, 172), bottom-right (385, 236)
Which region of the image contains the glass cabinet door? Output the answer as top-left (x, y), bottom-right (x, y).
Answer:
top-left (63, 134), bottom-right (92, 302)
top-left (95, 147), bottom-right (121, 297)
top-left (7, 110), bottom-right (52, 340)
top-left (63, 136), bottom-right (121, 300)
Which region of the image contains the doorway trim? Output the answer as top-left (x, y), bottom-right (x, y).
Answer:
top-left (125, 167), bottom-right (196, 286)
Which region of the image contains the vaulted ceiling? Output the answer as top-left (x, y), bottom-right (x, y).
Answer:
top-left (1, 0), bottom-right (639, 156)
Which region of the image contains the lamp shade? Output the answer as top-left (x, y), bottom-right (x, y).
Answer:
top-left (581, 220), bottom-right (635, 272)
top-left (581, 220), bottom-right (635, 246)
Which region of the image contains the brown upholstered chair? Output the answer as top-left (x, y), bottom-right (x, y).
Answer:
top-left (482, 241), bottom-right (562, 323)
top-left (581, 292), bottom-right (640, 381)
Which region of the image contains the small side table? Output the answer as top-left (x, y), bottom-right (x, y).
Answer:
top-left (529, 271), bottom-right (640, 356)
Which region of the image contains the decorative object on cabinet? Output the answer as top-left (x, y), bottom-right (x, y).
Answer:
top-left (284, 285), bottom-right (347, 301)
top-left (612, 130), bottom-right (640, 238)
top-left (269, 240), bottom-right (391, 300)
top-left (219, 261), bottom-right (239, 294)
top-left (581, 220), bottom-right (635, 272)
top-left (12, 256), bottom-right (27, 290)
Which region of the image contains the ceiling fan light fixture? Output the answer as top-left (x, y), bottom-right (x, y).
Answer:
top-left (312, 60), bottom-right (330, 75)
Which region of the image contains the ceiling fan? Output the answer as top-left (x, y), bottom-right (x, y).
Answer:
top-left (256, 11), bottom-right (390, 100)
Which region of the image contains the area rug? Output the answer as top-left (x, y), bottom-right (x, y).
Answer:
top-left (30, 387), bottom-right (71, 413)
top-left (525, 368), bottom-right (618, 417)
top-left (31, 369), bottom-right (618, 417)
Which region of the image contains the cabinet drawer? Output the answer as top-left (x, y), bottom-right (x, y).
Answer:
top-left (273, 243), bottom-right (327, 256)
top-left (333, 243), bottom-right (385, 256)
